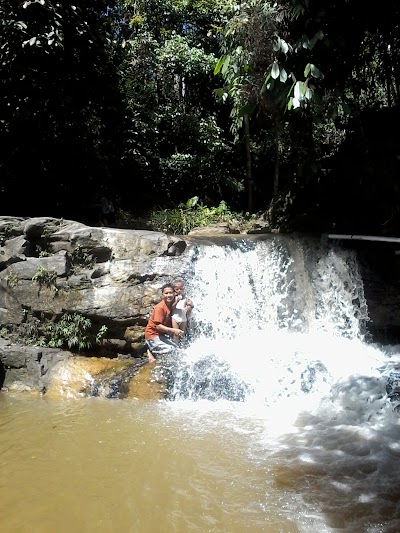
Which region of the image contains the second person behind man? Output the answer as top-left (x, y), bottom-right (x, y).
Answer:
top-left (171, 277), bottom-right (194, 344)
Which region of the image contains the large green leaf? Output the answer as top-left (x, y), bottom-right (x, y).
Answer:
top-left (271, 61), bottom-right (280, 79)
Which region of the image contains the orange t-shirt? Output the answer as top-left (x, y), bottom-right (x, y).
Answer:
top-left (145, 300), bottom-right (173, 340)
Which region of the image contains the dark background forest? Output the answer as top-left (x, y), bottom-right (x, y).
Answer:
top-left (1, 0), bottom-right (400, 235)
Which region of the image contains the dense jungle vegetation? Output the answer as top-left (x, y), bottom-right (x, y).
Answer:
top-left (1, 0), bottom-right (400, 235)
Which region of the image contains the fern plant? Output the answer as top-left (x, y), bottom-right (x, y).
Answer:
top-left (45, 313), bottom-right (93, 349)
top-left (149, 197), bottom-right (256, 234)
top-left (18, 313), bottom-right (108, 351)
top-left (32, 266), bottom-right (58, 291)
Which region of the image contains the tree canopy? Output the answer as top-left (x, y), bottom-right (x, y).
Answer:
top-left (1, 0), bottom-right (400, 234)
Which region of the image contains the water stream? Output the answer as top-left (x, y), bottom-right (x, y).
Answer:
top-left (1, 235), bottom-right (400, 532)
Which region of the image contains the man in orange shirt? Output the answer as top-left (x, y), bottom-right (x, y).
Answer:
top-left (145, 283), bottom-right (184, 362)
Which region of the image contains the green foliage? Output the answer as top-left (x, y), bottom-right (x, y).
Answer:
top-left (96, 325), bottom-right (108, 344)
top-left (36, 246), bottom-right (51, 257)
top-left (18, 313), bottom-right (108, 351)
top-left (149, 197), bottom-right (256, 234)
top-left (216, 0), bottom-right (400, 119)
top-left (117, 0), bottom-right (244, 211)
top-left (160, 33), bottom-right (216, 75)
top-left (215, 1), bottom-right (326, 117)
top-left (0, 327), bottom-right (9, 338)
top-left (1, 0), bottom-right (400, 231)
top-left (68, 246), bottom-right (96, 274)
top-left (32, 266), bottom-right (58, 291)
top-left (0, 0), bottom-right (123, 216)
top-left (4, 270), bottom-right (19, 288)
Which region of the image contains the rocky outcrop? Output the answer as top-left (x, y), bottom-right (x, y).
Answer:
top-left (0, 338), bottom-right (71, 392)
top-left (0, 216), bottom-right (196, 391)
top-left (2, 216), bottom-right (400, 393)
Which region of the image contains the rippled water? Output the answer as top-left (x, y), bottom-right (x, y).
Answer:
top-left (2, 370), bottom-right (400, 533)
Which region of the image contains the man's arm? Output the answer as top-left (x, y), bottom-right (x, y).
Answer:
top-left (155, 322), bottom-right (182, 337)
top-left (153, 307), bottom-right (183, 337)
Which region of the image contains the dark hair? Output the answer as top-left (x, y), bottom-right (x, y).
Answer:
top-left (161, 283), bottom-right (174, 292)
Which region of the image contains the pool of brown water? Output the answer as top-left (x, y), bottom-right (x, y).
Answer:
top-left (0, 393), bottom-right (301, 533)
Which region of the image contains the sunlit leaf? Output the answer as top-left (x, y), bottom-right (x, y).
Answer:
top-left (311, 64), bottom-right (324, 79)
top-left (186, 196), bottom-right (199, 208)
top-left (221, 55), bottom-right (231, 75)
top-left (273, 37), bottom-right (281, 52)
top-left (271, 61), bottom-right (280, 79)
top-left (294, 81), bottom-right (304, 100)
top-left (305, 87), bottom-right (313, 99)
top-left (214, 55), bottom-right (225, 75)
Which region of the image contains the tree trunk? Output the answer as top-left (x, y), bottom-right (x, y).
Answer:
top-left (244, 114), bottom-right (253, 212)
top-left (273, 133), bottom-right (280, 199)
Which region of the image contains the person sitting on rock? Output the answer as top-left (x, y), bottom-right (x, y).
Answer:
top-left (144, 283), bottom-right (184, 363)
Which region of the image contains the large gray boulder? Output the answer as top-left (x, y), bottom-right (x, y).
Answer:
top-left (0, 217), bottom-right (192, 390)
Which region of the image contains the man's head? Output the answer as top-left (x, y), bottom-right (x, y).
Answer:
top-left (161, 283), bottom-right (175, 306)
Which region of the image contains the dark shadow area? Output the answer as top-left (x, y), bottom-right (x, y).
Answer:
top-left (0, 361), bottom-right (5, 389)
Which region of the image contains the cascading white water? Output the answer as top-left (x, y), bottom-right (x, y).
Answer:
top-left (188, 237), bottom-right (369, 339)
top-left (167, 236), bottom-right (399, 417)
top-left (157, 236), bottom-right (400, 531)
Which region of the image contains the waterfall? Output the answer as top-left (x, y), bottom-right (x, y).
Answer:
top-left (187, 236), bottom-right (369, 339)
top-left (163, 236), bottom-right (399, 418)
